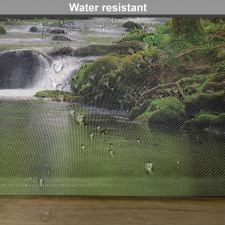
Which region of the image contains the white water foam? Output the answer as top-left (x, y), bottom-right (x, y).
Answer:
top-left (0, 55), bottom-right (99, 100)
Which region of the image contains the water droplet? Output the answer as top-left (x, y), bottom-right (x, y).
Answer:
top-left (109, 150), bottom-right (115, 157)
top-left (145, 162), bottom-right (153, 173)
top-left (81, 144), bottom-right (86, 151)
top-left (136, 138), bottom-right (141, 144)
top-left (128, 48), bottom-right (135, 54)
top-left (54, 62), bottom-right (63, 73)
top-left (41, 210), bottom-right (51, 221)
top-left (103, 80), bottom-right (109, 87)
top-left (39, 178), bottom-right (44, 187)
top-left (90, 133), bottom-right (94, 141)
top-left (76, 114), bottom-right (84, 124)
top-left (177, 160), bottom-right (180, 165)
top-left (89, 74), bottom-right (96, 80)
top-left (68, 109), bottom-right (75, 116)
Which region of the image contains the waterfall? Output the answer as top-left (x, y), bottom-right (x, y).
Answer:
top-left (0, 49), bottom-right (98, 99)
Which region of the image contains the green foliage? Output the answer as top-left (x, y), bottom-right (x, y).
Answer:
top-left (0, 25), bottom-right (7, 34)
top-left (170, 18), bottom-right (203, 44)
top-left (137, 97), bottom-right (185, 127)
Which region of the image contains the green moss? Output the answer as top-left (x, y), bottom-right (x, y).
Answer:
top-left (71, 56), bottom-right (123, 108)
top-left (71, 46), bottom-right (166, 109)
top-left (184, 91), bottom-right (225, 115)
top-left (119, 30), bottom-right (148, 42)
top-left (74, 41), bottom-right (145, 57)
top-left (212, 113), bottom-right (225, 126)
top-left (35, 90), bottom-right (79, 102)
top-left (202, 82), bottom-right (224, 92)
top-left (0, 25), bottom-right (7, 34)
top-left (216, 61), bottom-right (225, 73)
top-left (185, 112), bottom-right (225, 129)
top-left (129, 99), bottom-right (151, 120)
top-left (137, 97), bottom-right (185, 127)
top-left (71, 62), bottom-right (92, 92)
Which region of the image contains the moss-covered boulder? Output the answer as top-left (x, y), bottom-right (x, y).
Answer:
top-left (185, 112), bottom-right (225, 130)
top-left (74, 41), bottom-right (145, 57)
top-left (0, 25), bottom-right (7, 34)
top-left (52, 35), bottom-right (71, 41)
top-left (123, 21), bottom-right (143, 30)
top-left (136, 97), bottom-right (185, 127)
top-left (184, 91), bottom-right (225, 116)
top-left (35, 90), bottom-right (79, 102)
top-left (71, 55), bottom-right (123, 108)
top-left (71, 46), bottom-right (166, 109)
top-left (119, 30), bottom-right (154, 43)
top-left (129, 99), bottom-right (151, 120)
top-left (48, 47), bottom-right (74, 57)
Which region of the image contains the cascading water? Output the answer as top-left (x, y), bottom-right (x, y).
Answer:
top-left (0, 49), bottom-right (98, 99)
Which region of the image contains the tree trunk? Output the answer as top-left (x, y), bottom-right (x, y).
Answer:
top-left (171, 18), bottom-right (203, 38)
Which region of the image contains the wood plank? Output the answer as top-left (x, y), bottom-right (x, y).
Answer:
top-left (0, 197), bottom-right (224, 225)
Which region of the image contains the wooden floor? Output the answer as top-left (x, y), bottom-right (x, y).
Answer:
top-left (0, 197), bottom-right (224, 225)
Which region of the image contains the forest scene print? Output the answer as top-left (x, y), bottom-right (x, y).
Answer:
top-left (0, 17), bottom-right (224, 196)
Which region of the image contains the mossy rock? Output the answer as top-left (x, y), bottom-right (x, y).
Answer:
top-left (52, 35), bottom-right (72, 41)
top-left (202, 82), bottom-right (224, 93)
top-left (185, 112), bottom-right (225, 129)
top-left (129, 99), bottom-right (152, 120)
top-left (29, 26), bottom-right (38, 32)
top-left (35, 90), bottom-right (79, 102)
top-left (184, 91), bottom-right (225, 116)
top-left (74, 41), bottom-right (145, 57)
top-left (123, 21), bottom-right (142, 30)
top-left (137, 97), bottom-right (185, 127)
top-left (72, 46), bottom-right (165, 109)
top-left (71, 55), bottom-right (122, 97)
top-left (0, 25), bottom-right (7, 34)
top-left (119, 30), bottom-right (157, 44)
top-left (49, 47), bottom-right (74, 57)
top-left (50, 29), bottom-right (65, 34)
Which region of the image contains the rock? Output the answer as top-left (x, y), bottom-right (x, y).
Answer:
top-left (122, 21), bottom-right (143, 30)
top-left (49, 47), bottom-right (74, 57)
top-left (29, 26), bottom-right (38, 32)
top-left (74, 41), bottom-right (145, 57)
top-left (136, 97), bottom-right (185, 128)
top-left (50, 29), bottom-right (66, 34)
top-left (0, 50), bottom-right (49, 88)
top-left (52, 35), bottom-right (72, 41)
top-left (61, 23), bottom-right (89, 30)
top-left (184, 91), bottom-right (225, 116)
